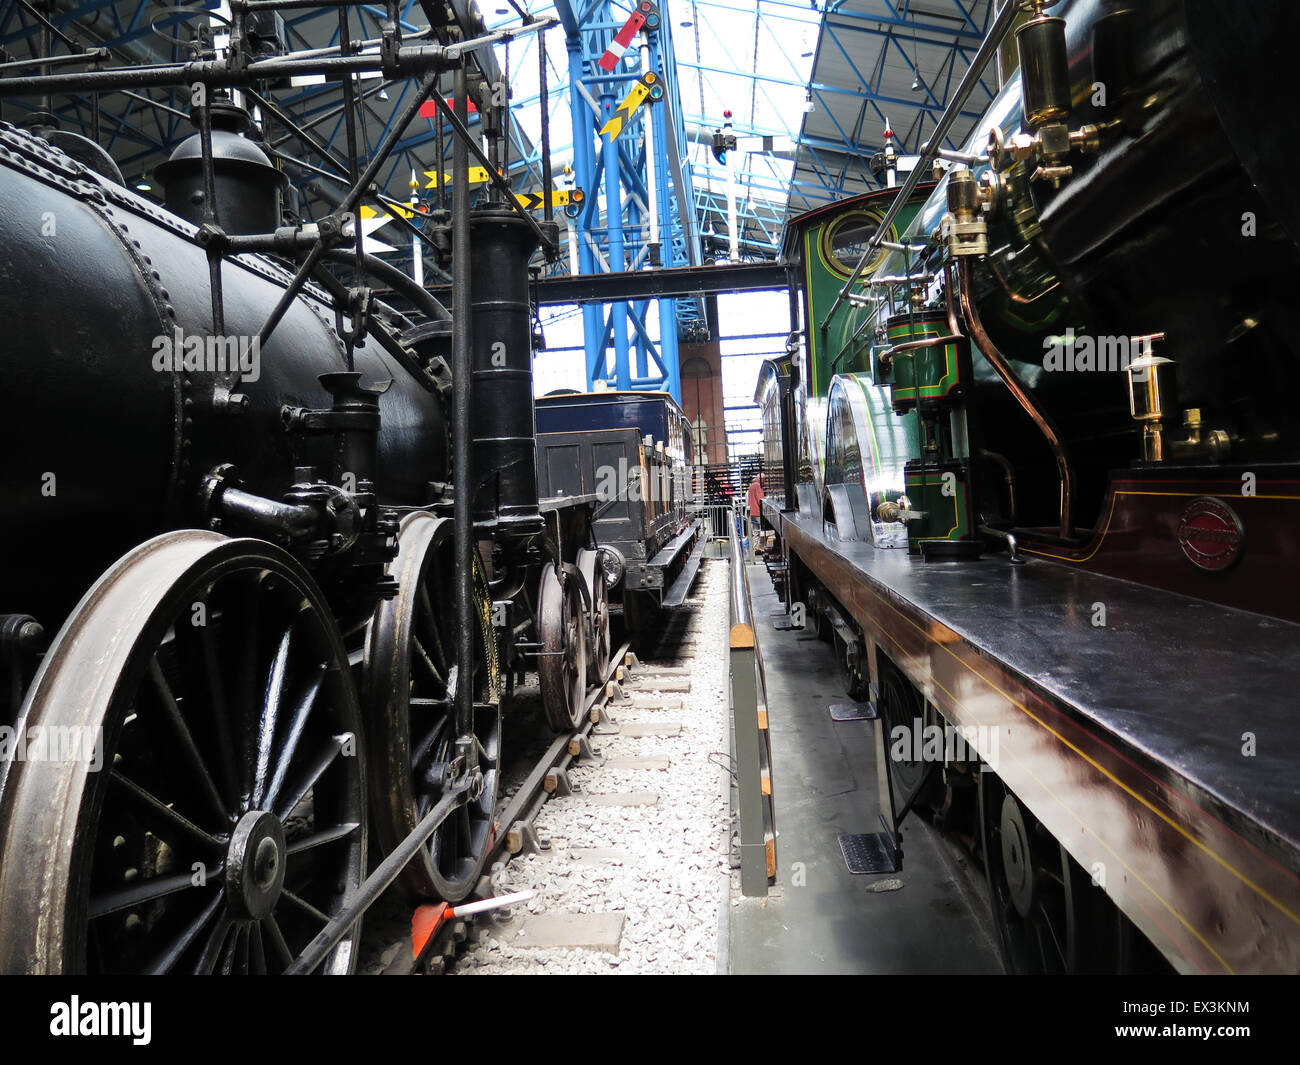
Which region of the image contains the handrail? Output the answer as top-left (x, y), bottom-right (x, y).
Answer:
top-left (728, 528), bottom-right (774, 897)
top-left (817, 0), bottom-right (1028, 333)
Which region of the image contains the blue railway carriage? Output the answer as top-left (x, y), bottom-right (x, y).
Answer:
top-left (535, 391), bottom-right (702, 626)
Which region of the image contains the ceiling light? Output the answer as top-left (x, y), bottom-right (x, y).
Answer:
top-left (804, 90), bottom-right (815, 114)
top-left (135, 174), bottom-right (153, 192)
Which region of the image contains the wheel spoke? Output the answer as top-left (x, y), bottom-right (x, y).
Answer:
top-left (412, 636), bottom-right (446, 689)
top-left (249, 921), bottom-right (268, 975)
top-left (417, 580), bottom-right (448, 672)
top-left (194, 914), bottom-right (234, 975)
top-left (90, 865), bottom-right (222, 920)
top-left (142, 890), bottom-right (224, 975)
top-left (144, 657), bottom-right (229, 827)
top-left (286, 821), bottom-right (361, 858)
top-left (272, 733), bottom-right (351, 822)
top-left (109, 770), bottom-right (225, 855)
top-left (234, 582), bottom-right (264, 804)
top-left (252, 624), bottom-right (295, 808)
top-left (263, 914), bottom-right (294, 970)
top-left (262, 664), bottom-right (327, 813)
top-left (218, 922), bottom-right (243, 975)
top-left (278, 887), bottom-right (330, 925)
top-left (412, 718), bottom-right (450, 779)
top-left (196, 615), bottom-right (241, 811)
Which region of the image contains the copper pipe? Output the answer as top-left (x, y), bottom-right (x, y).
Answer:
top-left (979, 449), bottom-right (1018, 523)
top-left (881, 333), bottom-right (964, 365)
top-left (957, 258), bottom-right (1074, 538)
top-left (944, 260), bottom-right (962, 336)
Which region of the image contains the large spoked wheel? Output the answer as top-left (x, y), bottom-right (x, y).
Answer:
top-left (578, 548), bottom-right (611, 686)
top-left (978, 770), bottom-right (1127, 974)
top-left (877, 664), bottom-right (937, 812)
top-left (0, 532), bottom-right (366, 974)
top-left (364, 513), bottom-right (500, 903)
top-left (538, 563), bottom-right (588, 731)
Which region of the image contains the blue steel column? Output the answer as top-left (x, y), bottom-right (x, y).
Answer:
top-left (647, 27), bottom-right (681, 399)
top-left (566, 26), bottom-right (606, 385)
top-left (555, 0), bottom-right (692, 399)
top-left (601, 87), bottom-right (631, 390)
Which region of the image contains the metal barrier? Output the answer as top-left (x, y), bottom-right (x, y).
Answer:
top-left (728, 529), bottom-right (776, 896)
top-left (693, 501), bottom-right (741, 556)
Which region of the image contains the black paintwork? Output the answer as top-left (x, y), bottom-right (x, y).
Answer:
top-left (780, 505), bottom-right (1300, 864)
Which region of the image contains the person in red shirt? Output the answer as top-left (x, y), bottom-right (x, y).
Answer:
top-left (746, 473), bottom-right (765, 519)
top-left (746, 473), bottom-right (766, 552)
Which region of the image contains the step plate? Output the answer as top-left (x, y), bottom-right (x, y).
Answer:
top-left (838, 832), bottom-right (900, 875)
top-left (828, 702), bottom-right (878, 722)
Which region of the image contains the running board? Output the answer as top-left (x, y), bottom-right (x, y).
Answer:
top-left (662, 539), bottom-right (705, 608)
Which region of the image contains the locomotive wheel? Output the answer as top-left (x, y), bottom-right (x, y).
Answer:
top-left (364, 513), bottom-right (500, 903)
top-left (578, 548), bottom-right (611, 686)
top-left (538, 563), bottom-right (588, 730)
top-left (877, 664), bottom-right (932, 812)
top-left (978, 770), bottom-right (1126, 973)
top-left (0, 532), bottom-right (365, 974)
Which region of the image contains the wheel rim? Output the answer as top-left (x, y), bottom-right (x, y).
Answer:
top-left (0, 532), bottom-right (365, 974)
top-left (879, 667), bottom-right (927, 808)
top-left (978, 771), bottom-right (1125, 974)
top-left (538, 564), bottom-right (588, 730)
top-left (364, 513), bottom-right (500, 902)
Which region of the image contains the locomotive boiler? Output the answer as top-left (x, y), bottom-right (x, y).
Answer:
top-left (762, 0), bottom-right (1300, 974)
top-left (0, 13), bottom-right (610, 974)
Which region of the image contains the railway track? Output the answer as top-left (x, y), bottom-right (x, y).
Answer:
top-left (360, 561), bottom-right (729, 975)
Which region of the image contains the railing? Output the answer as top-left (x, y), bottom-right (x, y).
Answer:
top-left (728, 528), bottom-right (776, 896)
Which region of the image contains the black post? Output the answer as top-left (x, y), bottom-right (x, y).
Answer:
top-left (452, 64), bottom-right (475, 739)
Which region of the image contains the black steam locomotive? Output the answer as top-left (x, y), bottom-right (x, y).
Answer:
top-left (761, 0), bottom-right (1300, 973)
top-left (0, 24), bottom-right (611, 971)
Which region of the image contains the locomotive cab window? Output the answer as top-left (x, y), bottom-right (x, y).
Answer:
top-left (821, 211), bottom-right (889, 279)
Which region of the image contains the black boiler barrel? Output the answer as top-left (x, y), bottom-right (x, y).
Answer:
top-left (468, 203), bottom-right (543, 539)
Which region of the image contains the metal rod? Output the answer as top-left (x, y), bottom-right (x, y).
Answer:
top-left (336, 69), bottom-right (439, 217)
top-left (15, 0), bottom-right (80, 51)
top-left (256, 241), bottom-right (326, 349)
top-left (0, 20), bottom-right (552, 96)
top-left (957, 257), bottom-right (1073, 538)
top-left (196, 94), bottom-right (225, 336)
top-left (252, 68), bottom-right (437, 350)
top-left (538, 24), bottom-right (553, 223)
top-left (337, 7), bottom-right (364, 369)
top-left (284, 789), bottom-right (462, 974)
top-left (817, 0), bottom-right (1024, 332)
top-left (0, 50), bottom-right (106, 74)
top-left (451, 63), bottom-right (474, 740)
top-left (423, 88), bottom-right (557, 255)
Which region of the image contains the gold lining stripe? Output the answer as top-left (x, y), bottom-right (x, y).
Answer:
top-left (847, 542), bottom-right (1300, 933)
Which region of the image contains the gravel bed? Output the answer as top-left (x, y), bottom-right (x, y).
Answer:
top-left (453, 559), bottom-right (731, 974)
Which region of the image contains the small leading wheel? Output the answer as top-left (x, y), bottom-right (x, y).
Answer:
top-left (364, 513), bottom-right (500, 903)
top-left (578, 548), bottom-right (611, 686)
top-left (537, 562), bottom-right (588, 730)
top-left (0, 531), bottom-right (366, 974)
top-left (978, 770), bottom-right (1127, 973)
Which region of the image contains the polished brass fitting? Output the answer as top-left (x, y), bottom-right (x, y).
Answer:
top-left (944, 166), bottom-right (989, 257)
